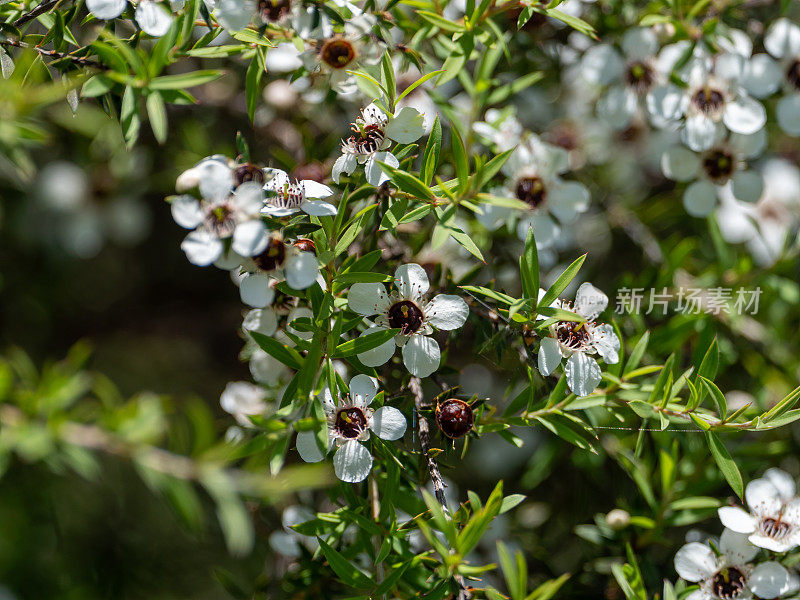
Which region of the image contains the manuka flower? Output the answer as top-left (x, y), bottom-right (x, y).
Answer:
top-left (536, 282), bottom-right (620, 397)
top-left (718, 468), bottom-right (800, 553)
top-left (660, 130), bottom-right (766, 217)
top-left (220, 381), bottom-right (271, 427)
top-left (172, 156), bottom-right (269, 267)
top-left (87, 0), bottom-right (179, 36)
top-left (347, 264), bottom-right (469, 378)
top-left (261, 168), bottom-right (336, 217)
top-left (295, 375), bottom-right (406, 483)
top-left (332, 104), bottom-right (425, 186)
top-left (674, 528), bottom-right (792, 600)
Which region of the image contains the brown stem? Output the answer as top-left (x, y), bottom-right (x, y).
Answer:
top-left (14, 0), bottom-right (64, 27)
top-left (0, 38), bottom-right (108, 70)
top-left (409, 376), bottom-right (449, 512)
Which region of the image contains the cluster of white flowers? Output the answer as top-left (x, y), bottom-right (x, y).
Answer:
top-left (674, 468), bottom-right (800, 600)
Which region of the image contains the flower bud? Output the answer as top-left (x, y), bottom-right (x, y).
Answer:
top-left (435, 398), bottom-right (474, 439)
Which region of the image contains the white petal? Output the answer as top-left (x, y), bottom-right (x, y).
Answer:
top-left (284, 252), bottom-right (319, 290)
top-left (575, 282), bottom-right (608, 320)
top-left (302, 200), bottom-right (338, 216)
top-left (763, 468), bottom-right (796, 501)
top-left (171, 195), bottom-right (205, 229)
top-left (683, 180), bottom-right (718, 217)
top-left (385, 107), bottom-right (425, 143)
top-left (741, 54), bottom-right (782, 99)
top-left (548, 181), bottom-right (590, 224)
top-left (537, 337), bottom-right (562, 376)
top-left (357, 326), bottom-right (396, 367)
top-left (371, 406), bottom-right (407, 440)
top-left (87, 0), bottom-right (126, 19)
top-left (243, 307), bottom-right (278, 336)
top-left (764, 18), bottom-right (800, 59)
top-left (729, 129), bottom-right (767, 159)
top-left (776, 95), bottom-right (800, 136)
top-left (348, 283), bottom-right (390, 316)
top-left (296, 430), bottom-right (325, 463)
top-left (320, 387), bottom-right (336, 413)
top-left (674, 542), bottom-right (717, 582)
top-left (731, 171), bottom-right (763, 204)
top-left (746, 478), bottom-right (783, 514)
top-left (622, 27), bottom-right (658, 60)
top-left (682, 114), bottom-right (717, 152)
top-left (287, 307), bottom-right (314, 340)
top-left (425, 295), bottom-right (469, 331)
top-left (365, 151), bottom-right (398, 186)
top-left (231, 181), bottom-right (264, 214)
top-left (240, 273), bottom-right (275, 308)
top-left (181, 229), bottom-right (223, 266)
top-left (590, 323), bottom-right (620, 364)
top-left (215, 0), bottom-right (255, 30)
top-left (716, 53), bottom-right (744, 83)
top-left (565, 352), bottom-right (602, 397)
top-left (720, 528), bottom-right (758, 564)
top-left (718, 506), bottom-right (757, 534)
top-left (661, 146), bottom-right (700, 182)
top-left (402, 335), bottom-right (441, 378)
top-left (750, 562), bottom-right (792, 600)
top-left (580, 44), bottom-right (624, 85)
top-left (723, 95), bottom-right (766, 136)
top-left (597, 86), bottom-right (638, 130)
top-left (349, 374), bottom-right (378, 406)
top-left (135, 1), bottom-right (173, 36)
top-left (333, 440), bottom-right (373, 483)
top-left (232, 220), bottom-right (268, 256)
top-left (301, 180), bottom-right (333, 199)
top-left (395, 263), bottom-right (429, 299)
top-left (516, 213), bottom-right (560, 249)
top-left (332, 153), bottom-right (357, 183)
top-left (646, 84), bottom-right (686, 123)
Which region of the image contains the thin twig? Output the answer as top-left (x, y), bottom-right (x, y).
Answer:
top-left (0, 38), bottom-right (109, 70)
top-left (14, 0), bottom-right (63, 27)
top-left (409, 377), bottom-right (448, 512)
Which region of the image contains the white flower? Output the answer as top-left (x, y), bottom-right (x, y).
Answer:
top-left (537, 282), bottom-right (620, 397)
top-left (332, 103), bottom-right (425, 186)
top-left (220, 381), bottom-right (270, 427)
top-left (675, 529), bottom-right (791, 600)
top-left (172, 156), bottom-right (269, 266)
top-left (647, 42), bottom-right (767, 151)
top-left (580, 27), bottom-right (664, 130)
top-left (262, 168), bottom-right (336, 217)
top-left (719, 468), bottom-right (800, 553)
top-left (87, 0), bottom-right (176, 36)
top-left (716, 158), bottom-right (800, 266)
top-left (493, 135), bottom-right (590, 249)
top-left (235, 235), bottom-right (320, 305)
top-left (295, 375), bottom-right (406, 483)
top-left (472, 107), bottom-right (525, 152)
top-left (300, 15), bottom-right (384, 94)
top-left (347, 264), bottom-right (469, 378)
top-left (660, 130), bottom-right (766, 217)
top-left (269, 505), bottom-right (319, 557)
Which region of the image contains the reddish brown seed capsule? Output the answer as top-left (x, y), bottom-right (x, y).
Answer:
top-left (293, 238), bottom-right (317, 254)
top-left (435, 398), bottom-right (474, 439)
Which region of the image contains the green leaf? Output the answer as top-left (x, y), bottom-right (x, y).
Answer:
top-left (623, 331), bottom-right (650, 376)
top-left (700, 376), bottom-right (727, 421)
top-left (146, 91), bottom-right (168, 144)
top-left (451, 128), bottom-right (469, 194)
top-left (316, 538), bottom-right (374, 589)
top-left (332, 328), bottom-right (400, 358)
top-left (537, 254), bottom-right (587, 310)
top-left (245, 49), bottom-right (264, 122)
top-left (705, 430), bottom-right (743, 499)
top-left (249, 331), bottom-right (304, 369)
top-left (421, 115), bottom-right (442, 186)
top-left (149, 70), bottom-right (224, 90)
top-left (520, 228), bottom-right (539, 301)
top-left (416, 10), bottom-right (466, 32)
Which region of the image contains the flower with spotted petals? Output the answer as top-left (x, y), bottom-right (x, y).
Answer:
top-left (262, 168), bottom-right (337, 217)
top-left (347, 264), bottom-right (469, 378)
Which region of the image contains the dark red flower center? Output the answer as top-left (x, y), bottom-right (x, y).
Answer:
top-left (387, 300), bottom-right (424, 335)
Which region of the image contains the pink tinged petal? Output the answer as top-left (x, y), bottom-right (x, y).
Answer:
top-left (746, 478), bottom-right (784, 514)
top-left (181, 229), bottom-right (223, 266)
top-left (537, 337), bottom-right (562, 376)
top-left (333, 440), bottom-right (373, 483)
top-left (300, 180), bottom-right (333, 199)
top-left (135, 1), bottom-right (173, 36)
top-left (240, 273), bottom-right (274, 308)
top-left (776, 95), bottom-right (800, 136)
top-left (548, 181), bottom-right (590, 224)
top-left (425, 294), bottom-right (469, 330)
top-left (365, 151), bottom-right (398, 186)
top-left (302, 200), bottom-right (338, 216)
top-left (661, 146), bottom-right (700, 182)
top-left (357, 326), bottom-right (395, 367)
top-left (718, 506), bottom-right (757, 534)
top-left (724, 95), bottom-right (766, 136)
top-left (674, 542), bottom-right (717, 582)
top-left (720, 528), bottom-right (758, 563)
top-left (349, 374), bottom-right (378, 406)
top-left (764, 468), bottom-right (797, 500)
top-left (348, 283), bottom-right (390, 316)
top-left (87, 0), bottom-right (126, 19)
top-left (402, 335), bottom-right (441, 378)
top-left (296, 430), bottom-right (325, 463)
top-left (198, 159), bottom-right (233, 202)
top-left (371, 406), bottom-right (407, 440)
top-left (564, 352), bottom-right (602, 397)
top-left (171, 195), bottom-right (205, 229)
top-left (232, 220), bottom-right (268, 256)
top-left (284, 252), bottom-right (319, 290)
top-left (395, 263), bottom-right (430, 299)
top-left (575, 282), bottom-right (609, 320)
top-left (682, 114), bottom-right (718, 152)
top-left (243, 307), bottom-right (278, 336)
top-left (683, 180), bottom-right (718, 217)
top-left (591, 323), bottom-right (620, 364)
top-left (730, 171), bottom-right (763, 204)
top-left (764, 18), bottom-right (800, 60)
top-left (385, 107), bottom-right (425, 143)
top-left (749, 562), bottom-right (792, 599)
